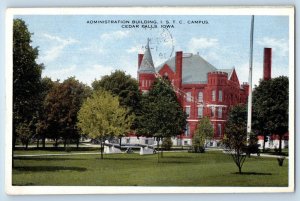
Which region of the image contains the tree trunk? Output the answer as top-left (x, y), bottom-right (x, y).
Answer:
top-left (25, 140), bottom-right (29, 150)
top-left (238, 166), bottom-right (242, 174)
top-left (64, 139), bottom-right (67, 148)
top-left (55, 138), bottom-right (58, 147)
top-left (161, 137), bottom-right (164, 158)
top-left (119, 137), bottom-right (122, 148)
top-left (13, 135), bottom-right (17, 151)
top-left (37, 138), bottom-right (40, 148)
top-left (157, 138), bottom-right (160, 163)
top-left (100, 138), bottom-right (104, 159)
top-left (279, 134), bottom-right (283, 154)
top-left (42, 136), bottom-right (46, 149)
top-left (76, 138), bottom-right (79, 149)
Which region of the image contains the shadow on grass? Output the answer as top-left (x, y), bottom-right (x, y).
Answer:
top-left (159, 160), bottom-right (193, 164)
top-left (162, 155), bottom-right (193, 159)
top-left (14, 157), bottom-right (87, 161)
top-left (232, 172), bottom-right (272, 175)
top-left (13, 166), bottom-right (87, 172)
top-left (98, 157), bottom-right (142, 161)
top-left (13, 183), bottom-right (35, 186)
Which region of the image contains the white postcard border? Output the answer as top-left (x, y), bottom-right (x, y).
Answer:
top-left (5, 6), bottom-right (295, 195)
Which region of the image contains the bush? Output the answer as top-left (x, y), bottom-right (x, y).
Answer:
top-left (162, 137), bottom-right (173, 150)
top-left (192, 145), bottom-right (205, 153)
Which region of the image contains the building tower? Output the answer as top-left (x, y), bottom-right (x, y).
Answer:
top-left (138, 39), bottom-right (156, 93)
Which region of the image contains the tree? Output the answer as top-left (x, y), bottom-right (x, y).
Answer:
top-left (15, 121), bottom-right (34, 149)
top-left (92, 70), bottom-right (141, 145)
top-left (223, 104), bottom-right (247, 174)
top-left (35, 77), bottom-right (56, 148)
top-left (77, 90), bottom-right (134, 159)
top-left (44, 77), bottom-right (91, 148)
top-left (193, 117), bottom-right (214, 153)
top-left (13, 19), bottom-right (43, 149)
top-left (252, 76), bottom-right (289, 154)
top-left (136, 77), bottom-right (187, 159)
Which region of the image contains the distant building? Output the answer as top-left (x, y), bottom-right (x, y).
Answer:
top-left (137, 40), bottom-right (249, 146)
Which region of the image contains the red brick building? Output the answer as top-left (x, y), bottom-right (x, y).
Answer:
top-left (137, 41), bottom-right (249, 146)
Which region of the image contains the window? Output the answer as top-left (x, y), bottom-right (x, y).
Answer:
top-left (126, 138), bottom-right (130, 144)
top-left (211, 107), bottom-right (215, 118)
top-left (185, 107), bottom-right (191, 118)
top-left (219, 90), bottom-right (223, 102)
top-left (186, 92), bottom-right (192, 102)
top-left (218, 107), bottom-right (222, 118)
top-left (145, 139), bottom-right (149, 144)
top-left (198, 107), bottom-right (203, 118)
top-left (185, 124), bottom-right (190, 137)
top-left (212, 90), bottom-right (216, 101)
top-left (184, 141), bottom-right (188, 145)
top-left (217, 124), bottom-right (222, 137)
top-left (142, 80), bottom-right (144, 87)
top-left (198, 92), bottom-right (203, 102)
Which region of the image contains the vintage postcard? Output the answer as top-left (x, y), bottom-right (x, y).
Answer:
top-left (5, 7), bottom-right (294, 194)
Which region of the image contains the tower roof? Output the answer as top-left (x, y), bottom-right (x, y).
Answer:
top-left (138, 39), bottom-right (155, 74)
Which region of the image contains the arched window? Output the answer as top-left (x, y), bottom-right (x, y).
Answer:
top-left (198, 92), bottom-right (203, 102)
top-left (185, 107), bottom-right (191, 118)
top-left (218, 90), bottom-right (223, 102)
top-left (212, 90), bottom-right (216, 101)
top-left (186, 92), bottom-right (192, 102)
top-left (185, 124), bottom-right (190, 137)
top-left (198, 107), bottom-right (203, 118)
top-left (218, 107), bottom-right (222, 118)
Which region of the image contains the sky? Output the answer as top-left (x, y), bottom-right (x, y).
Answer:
top-left (15, 15), bottom-right (290, 87)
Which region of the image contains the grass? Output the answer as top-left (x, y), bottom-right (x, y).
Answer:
top-left (12, 151), bottom-right (288, 186)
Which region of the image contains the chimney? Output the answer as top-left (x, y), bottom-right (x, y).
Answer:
top-left (263, 48), bottom-right (272, 80)
top-left (138, 54), bottom-right (144, 68)
top-left (175, 51), bottom-right (183, 87)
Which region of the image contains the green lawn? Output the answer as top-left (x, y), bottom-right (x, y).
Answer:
top-left (12, 151), bottom-right (288, 186)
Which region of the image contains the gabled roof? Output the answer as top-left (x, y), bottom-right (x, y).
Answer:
top-left (138, 39), bottom-right (155, 74)
top-left (156, 53), bottom-right (218, 84)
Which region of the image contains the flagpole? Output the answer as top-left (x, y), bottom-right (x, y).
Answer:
top-left (247, 15), bottom-right (254, 145)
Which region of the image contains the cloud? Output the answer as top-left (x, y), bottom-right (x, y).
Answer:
top-left (236, 62), bottom-right (263, 88)
top-left (42, 65), bottom-right (77, 82)
top-left (256, 37), bottom-right (288, 57)
top-left (100, 30), bottom-right (131, 41)
top-left (42, 64), bottom-right (115, 86)
top-left (78, 64), bottom-right (115, 85)
top-left (187, 37), bottom-right (219, 53)
top-left (126, 45), bottom-right (143, 54)
top-left (40, 33), bottom-right (79, 63)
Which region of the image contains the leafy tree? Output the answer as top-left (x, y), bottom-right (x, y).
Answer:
top-left (223, 104), bottom-right (247, 174)
top-left (92, 70), bottom-right (140, 113)
top-left (252, 76), bottom-right (289, 154)
top-left (193, 117), bottom-right (214, 153)
top-left (35, 77), bottom-right (56, 148)
top-left (92, 70), bottom-right (141, 145)
top-left (15, 121), bottom-right (34, 149)
top-left (13, 19), bottom-right (43, 149)
top-left (136, 77), bottom-right (187, 160)
top-left (44, 77), bottom-right (91, 148)
top-left (77, 90), bottom-right (134, 159)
